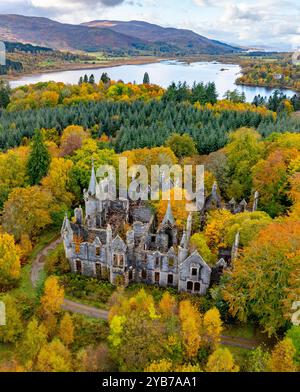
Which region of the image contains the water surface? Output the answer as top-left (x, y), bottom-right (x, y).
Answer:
top-left (10, 60), bottom-right (296, 102)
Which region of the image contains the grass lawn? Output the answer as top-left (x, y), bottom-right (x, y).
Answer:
top-left (223, 323), bottom-right (255, 340)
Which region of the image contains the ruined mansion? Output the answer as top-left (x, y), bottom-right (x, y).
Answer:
top-left (61, 164), bottom-right (259, 295)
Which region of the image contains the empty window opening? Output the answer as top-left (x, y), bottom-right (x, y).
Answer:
top-left (76, 259), bottom-right (82, 274)
top-left (142, 269), bottom-right (147, 280)
top-left (155, 272), bottom-right (160, 283)
top-left (167, 274), bottom-right (173, 285)
top-left (95, 263), bottom-right (101, 279)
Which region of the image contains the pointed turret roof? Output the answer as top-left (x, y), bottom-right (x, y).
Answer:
top-left (162, 200), bottom-right (175, 226)
top-left (88, 160), bottom-right (97, 196)
top-left (61, 212), bottom-right (72, 234)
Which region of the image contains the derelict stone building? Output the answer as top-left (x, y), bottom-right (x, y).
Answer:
top-left (61, 164), bottom-right (258, 295)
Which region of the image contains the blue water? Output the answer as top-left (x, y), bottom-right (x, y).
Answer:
top-left (9, 60), bottom-right (296, 103)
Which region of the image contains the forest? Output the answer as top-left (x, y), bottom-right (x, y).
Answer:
top-left (0, 78), bottom-right (299, 154)
top-left (0, 75), bottom-right (300, 372)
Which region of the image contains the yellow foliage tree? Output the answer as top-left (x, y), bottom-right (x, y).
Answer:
top-left (2, 186), bottom-right (53, 240)
top-left (36, 338), bottom-right (72, 372)
top-left (203, 307), bottom-right (223, 351)
top-left (268, 338), bottom-right (297, 372)
top-left (0, 232), bottom-right (21, 287)
top-left (206, 348), bottom-right (239, 372)
top-left (144, 359), bottom-right (173, 372)
top-left (179, 300), bottom-right (202, 360)
top-left (0, 294), bottom-right (23, 343)
top-left (155, 187), bottom-right (190, 229)
top-left (40, 276), bottom-right (64, 318)
top-left (158, 292), bottom-right (177, 317)
top-left (59, 313), bottom-right (74, 346)
top-left (18, 318), bottom-right (48, 368)
top-left (42, 157), bottom-right (74, 207)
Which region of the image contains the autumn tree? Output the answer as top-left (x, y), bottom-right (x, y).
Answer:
top-left (189, 233), bottom-right (213, 264)
top-left (0, 232), bottom-right (21, 288)
top-left (18, 318), bottom-right (48, 368)
top-left (40, 276), bottom-right (64, 320)
top-left (70, 139), bottom-right (118, 191)
top-left (2, 186), bottom-right (53, 241)
top-left (222, 221), bottom-right (300, 336)
top-left (42, 157), bottom-right (74, 207)
top-left (252, 148), bottom-right (298, 216)
top-left (224, 127), bottom-right (264, 199)
top-left (0, 294), bottom-right (23, 343)
top-left (27, 129), bottom-right (51, 185)
top-left (0, 146), bottom-right (29, 209)
top-left (154, 188), bottom-right (190, 229)
top-left (145, 359), bottom-right (173, 372)
top-left (36, 338), bottom-right (72, 372)
top-left (108, 289), bottom-right (172, 371)
top-left (206, 348), bottom-right (239, 372)
top-left (268, 338), bottom-right (297, 372)
top-left (165, 133), bottom-right (197, 158)
top-left (81, 343), bottom-right (114, 372)
top-left (179, 300), bottom-right (202, 360)
top-left (246, 347), bottom-right (270, 372)
top-left (158, 292), bottom-right (177, 317)
top-left (59, 313), bottom-right (74, 346)
top-left (203, 307), bottom-right (223, 351)
top-left (60, 125), bottom-right (88, 157)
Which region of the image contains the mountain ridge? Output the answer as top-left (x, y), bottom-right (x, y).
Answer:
top-left (0, 14), bottom-right (240, 55)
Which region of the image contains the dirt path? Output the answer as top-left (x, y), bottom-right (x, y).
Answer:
top-left (31, 236), bottom-right (259, 349)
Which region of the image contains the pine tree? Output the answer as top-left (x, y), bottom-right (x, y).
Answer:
top-left (78, 76), bottom-right (83, 85)
top-left (83, 74), bottom-right (88, 83)
top-left (0, 80), bottom-right (10, 108)
top-left (143, 72), bottom-right (150, 85)
top-left (100, 72), bottom-right (110, 84)
top-left (89, 74), bottom-right (95, 84)
top-left (27, 129), bottom-right (51, 185)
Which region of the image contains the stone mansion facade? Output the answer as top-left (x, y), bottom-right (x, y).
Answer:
top-left (61, 164), bottom-right (258, 295)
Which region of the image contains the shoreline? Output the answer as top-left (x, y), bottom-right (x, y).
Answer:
top-left (2, 56), bottom-right (165, 82)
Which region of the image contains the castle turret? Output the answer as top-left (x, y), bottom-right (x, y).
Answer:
top-left (231, 231), bottom-right (240, 262)
top-left (186, 212), bottom-right (192, 244)
top-left (162, 200), bottom-right (175, 226)
top-left (252, 191), bottom-right (259, 212)
top-left (61, 213), bottom-right (73, 258)
top-left (74, 206), bottom-right (83, 225)
top-left (84, 161), bottom-right (99, 228)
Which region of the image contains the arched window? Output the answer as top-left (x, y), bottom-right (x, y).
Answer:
top-left (187, 281), bottom-right (193, 292)
top-left (194, 282), bottom-right (201, 292)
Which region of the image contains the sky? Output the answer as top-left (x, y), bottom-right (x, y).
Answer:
top-left (0, 0), bottom-right (300, 50)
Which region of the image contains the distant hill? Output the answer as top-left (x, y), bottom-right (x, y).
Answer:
top-left (82, 20), bottom-right (241, 55)
top-left (0, 14), bottom-right (240, 55)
